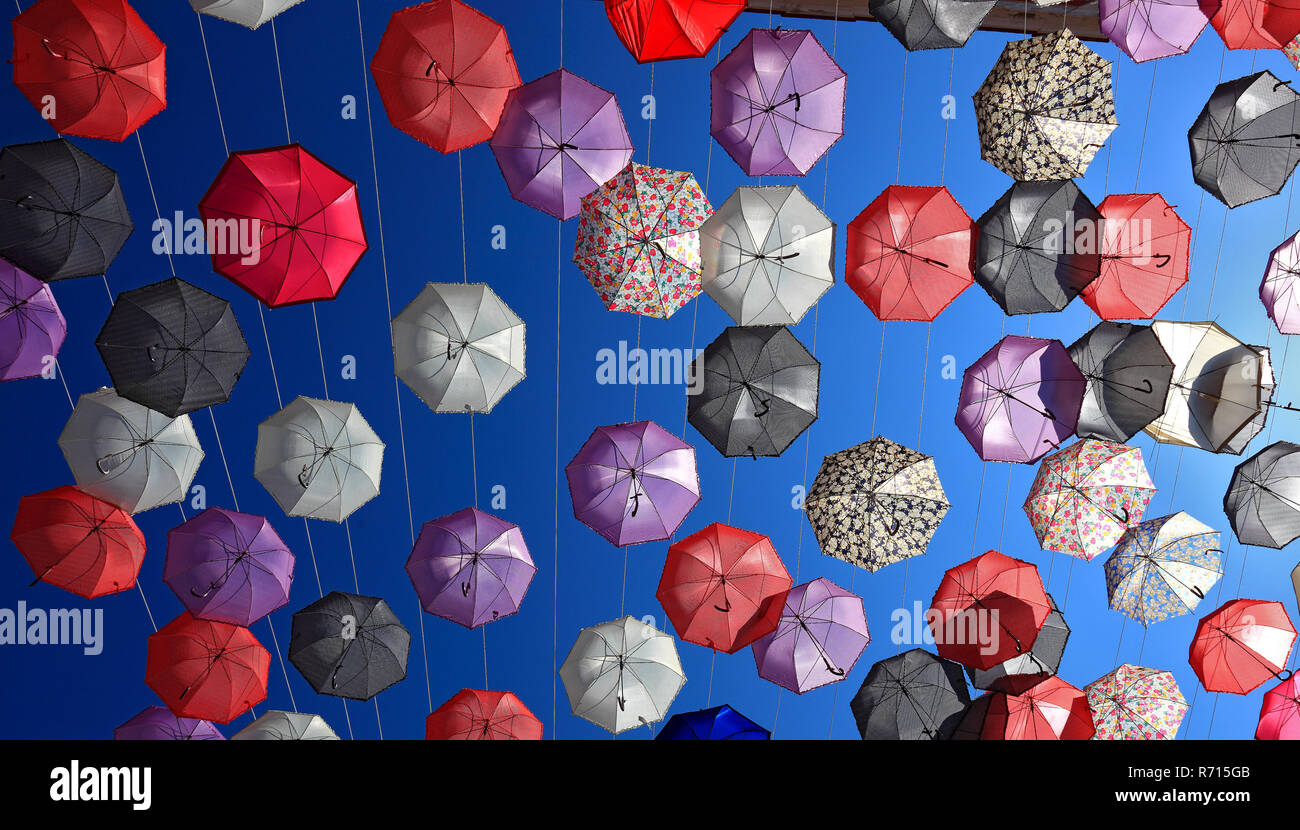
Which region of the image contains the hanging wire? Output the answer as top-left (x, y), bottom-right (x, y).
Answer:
top-left (552, 0), bottom-right (565, 740)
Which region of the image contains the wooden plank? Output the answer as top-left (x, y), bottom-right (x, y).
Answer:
top-left (742, 0), bottom-right (1106, 41)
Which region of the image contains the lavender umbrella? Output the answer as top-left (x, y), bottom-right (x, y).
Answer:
top-left (710, 29), bottom-right (846, 177)
top-left (114, 705), bottom-right (225, 740)
top-left (566, 420), bottom-right (700, 547)
top-left (956, 335), bottom-right (1085, 464)
top-left (489, 69), bottom-right (634, 221)
top-left (0, 260), bottom-right (65, 381)
top-left (163, 508), bottom-right (294, 627)
top-left (406, 506), bottom-right (536, 629)
top-left (1099, 0), bottom-right (1209, 62)
top-left (752, 577), bottom-right (869, 694)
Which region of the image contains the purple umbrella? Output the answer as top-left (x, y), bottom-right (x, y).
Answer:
top-left (114, 705), bottom-right (225, 740)
top-left (566, 420), bottom-right (701, 547)
top-left (1099, 0), bottom-right (1209, 62)
top-left (710, 28), bottom-right (846, 177)
top-left (405, 506), bottom-right (536, 629)
top-left (164, 508), bottom-right (295, 627)
top-left (956, 335), bottom-right (1085, 464)
top-left (752, 577), bottom-right (869, 694)
top-left (0, 259), bottom-right (65, 382)
top-left (489, 68), bottom-right (634, 221)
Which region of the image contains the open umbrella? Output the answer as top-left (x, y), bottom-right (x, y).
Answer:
top-left (1261, 229), bottom-right (1300, 334)
top-left (190, 0), bottom-right (304, 28)
top-left (1081, 193), bottom-right (1191, 320)
top-left (573, 161), bottom-right (711, 319)
top-left (1087, 663), bottom-right (1188, 740)
top-left (967, 594), bottom-right (1069, 695)
top-left (604, 0), bottom-right (745, 62)
top-left (370, 0), bottom-right (520, 153)
top-left (1190, 598), bottom-right (1296, 694)
top-left (1104, 511), bottom-right (1222, 625)
top-left (164, 508), bottom-right (294, 627)
top-left (688, 325), bottom-right (819, 459)
top-left (850, 649), bottom-right (971, 740)
top-left (232, 710), bottom-right (339, 740)
top-left (929, 550), bottom-right (1052, 671)
top-left (114, 706), bottom-right (224, 741)
top-left (1225, 441), bottom-right (1300, 548)
top-left (559, 616), bottom-right (685, 734)
top-left (1203, 0), bottom-right (1300, 49)
top-left (1256, 674), bottom-right (1300, 739)
top-left (490, 69), bottom-right (634, 221)
top-left (656, 704), bottom-right (769, 740)
top-left (956, 335), bottom-right (1085, 464)
top-left (0, 261), bottom-right (65, 382)
top-left (0, 139), bottom-right (133, 282)
top-left (392, 282), bottom-right (525, 414)
top-left (700, 185), bottom-right (834, 326)
top-left (95, 278), bottom-right (251, 418)
top-left (1068, 321), bottom-right (1175, 443)
top-left (804, 435), bottom-right (950, 573)
top-left (847, 185), bottom-right (975, 322)
top-left (870, 0), bottom-right (996, 50)
top-left (752, 577), bottom-right (869, 694)
top-left (11, 485), bottom-right (144, 599)
top-left (289, 591), bottom-right (411, 701)
top-left (426, 689), bottom-right (542, 740)
top-left (1100, 0), bottom-right (1210, 60)
top-left (966, 677), bottom-right (1096, 740)
top-left (145, 612), bottom-right (269, 724)
top-left (1222, 343), bottom-right (1274, 457)
top-left (710, 28), bottom-right (846, 177)
top-left (1189, 70), bottom-right (1300, 208)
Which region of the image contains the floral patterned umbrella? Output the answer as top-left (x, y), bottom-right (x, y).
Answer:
top-left (574, 162), bottom-right (710, 319)
top-left (1086, 663), bottom-right (1188, 740)
top-left (1103, 511), bottom-right (1222, 625)
top-left (1024, 439), bottom-right (1156, 562)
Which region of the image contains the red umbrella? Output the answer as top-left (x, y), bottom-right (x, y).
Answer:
top-left (198, 144), bottom-right (368, 308)
top-left (656, 522), bottom-right (792, 653)
top-left (370, 0), bottom-right (521, 153)
top-left (604, 0), bottom-right (746, 62)
top-left (1201, 0), bottom-right (1300, 49)
top-left (978, 677), bottom-right (1096, 740)
top-left (145, 612), bottom-right (269, 723)
top-left (929, 549), bottom-right (1052, 671)
top-left (1080, 194), bottom-right (1191, 320)
top-left (846, 185), bottom-right (976, 322)
top-left (11, 0), bottom-right (166, 141)
top-left (1256, 674), bottom-right (1300, 739)
top-left (10, 485), bottom-right (144, 599)
top-left (425, 688), bottom-right (543, 740)
top-left (1190, 598), bottom-right (1296, 695)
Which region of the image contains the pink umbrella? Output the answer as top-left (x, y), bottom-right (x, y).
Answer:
top-left (1257, 673), bottom-right (1300, 739)
top-left (1100, 0), bottom-right (1210, 62)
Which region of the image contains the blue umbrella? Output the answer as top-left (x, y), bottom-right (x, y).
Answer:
top-left (655, 705), bottom-right (769, 740)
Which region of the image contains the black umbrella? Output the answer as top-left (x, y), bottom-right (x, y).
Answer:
top-left (95, 278), bottom-right (251, 418)
top-left (1067, 321), bottom-right (1174, 443)
top-left (868, 0), bottom-right (995, 51)
top-left (850, 648), bottom-right (970, 740)
top-left (688, 325), bottom-right (819, 459)
top-left (975, 180), bottom-right (1101, 315)
top-left (966, 594), bottom-right (1069, 696)
top-left (289, 591), bottom-right (410, 701)
top-left (1224, 441), bottom-right (1300, 549)
top-left (1189, 71), bottom-right (1300, 208)
top-left (0, 138), bottom-right (133, 282)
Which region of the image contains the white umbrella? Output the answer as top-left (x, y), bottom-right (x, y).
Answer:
top-left (559, 616), bottom-right (685, 735)
top-left (231, 710), bottom-right (339, 740)
top-left (190, 0), bottom-right (305, 29)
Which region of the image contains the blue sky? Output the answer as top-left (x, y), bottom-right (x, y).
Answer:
top-left (1, 0), bottom-right (1298, 740)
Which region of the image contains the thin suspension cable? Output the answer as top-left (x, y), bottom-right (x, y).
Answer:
top-left (553, 0), bottom-right (565, 740)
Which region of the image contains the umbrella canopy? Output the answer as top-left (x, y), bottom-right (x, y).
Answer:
top-left (392, 282), bottom-right (525, 414)
top-left (1225, 441), bottom-right (1300, 548)
top-left (710, 28), bottom-right (846, 177)
top-left (656, 522), bottom-right (792, 653)
top-left (1087, 663), bottom-right (1188, 740)
top-left (289, 591), bottom-right (411, 701)
top-left (956, 335), bottom-right (1085, 464)
top-left (929, 550), bottom-right (1052, 671)
top-left (254, 396), bottom-right (385, 523)
top-left (190, 0), bottom-right (303, 28)
top-left (604, 0), bottom-right (744, 62)
top-left (164, 508), bottom-right (294, 627)
top-left (1104, 511), bottom-right (1222, 625)
top-left (973, 29), bottom-right (1117, 181)
top-left (1191, 598), bottom-right (1296, 694)
top-left (198, 144), bottom-right (368, 308)
top-left (752, 577), bottom-right (869, 694)
top-left (573, 161), bottom-right (711, 319)
top-left (11, 485), bottom-right (144, 599)
top-left (370, 0), bottom-right (520, 152)
top-left (145, 612), bottom-right (269, 724)
top-left (655, 704), bottom-right (769, 740)
top-left (869, 0), bottom-right (996, 50)
top-left (1081, 194), bottom-right (1191, 320)
top-left (700, 185), bottom-right (834, 326)
top-left (1024, 439), bottom-right (1156, 562)
top-left (1189, 71), bottom-right (1300, 208)
top-left (967, 594), bottom-right (1069, 695)
top-left (804, 435), bottom-right (950, 573)
top-left (847, 185), bottom-right (975, 322)
top-left (489, 69), bottom-right (634, 221)
top-left (405, 506), bottom-right (536, 629)
top-left (565, 420), bottom-right (700, 547)
top-left (688, 325), bottom-right (819, 459)
top-left (0, 261), bottom-right (65, 381)
top-left (1256, 674), bottom-right (1300, 739)
top-left (231, 710), bottom-right (339, 740)
top-left (850, 648), bottom-right (971, 740)
top-left (59, 387), bottom-right (204, 514)
top-left (1068, 321), bottom-right (1175, 443)
top-left (974, 180), bottom-right (1101, 315)
top-left (1261, 229), bottom-right (1300, 334)
top-left (1221, 343), bottom-right (1274, 457)
top-left (0, 139), bottom-right (133, 282)
top-left (559, 615), bottom-right (685, 734)
top-left (95, 278), bottom-right (251, 418)
top-left (12, 0), bottom-right (165, 141)
top-left (1203, 0), bottom-right (1300, 48)
top-left (1289, 32), bottom-right (1300, 67)
top-left (967, 677), bottom-right (1096, 740)
top-left (1100, 0), bottom-right (1210, 60)
top-left (425, 689), bottom-right (543, 740)
top-left (114, 706), bottom-right (224, 741)
top-left (1142, 321), bottom-right (1268, 453)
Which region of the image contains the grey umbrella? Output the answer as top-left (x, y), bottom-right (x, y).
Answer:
top-left (1190, 70), bottom-right (1300, 209)
top-left (869, 0), bottom-right (996, 51)
top-left (288, 591), bottom-right (410, 701)
top-left (1225, 441), bottom-right (1300, 549)
top-left (1068, 321), bottom-right (1174, 443)
top-left (850, 648), bottom-right (970, 740)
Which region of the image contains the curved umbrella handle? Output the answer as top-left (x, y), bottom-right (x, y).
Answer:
top-left (1151, 253), bottom-right (1170, 269)
top-left (1138, 378), bottom-right (1153, 394)
top-left (754, 398), bottom-right (770, 418)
